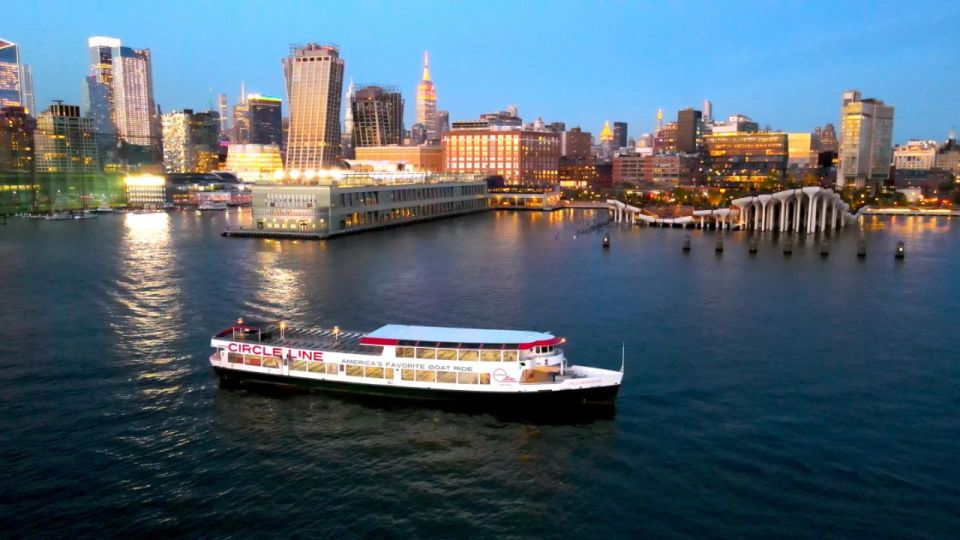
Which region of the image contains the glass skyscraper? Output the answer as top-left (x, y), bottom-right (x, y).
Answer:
top-left (0, 39), bottom-right (22, 108)
top-left (283, 44), bottom-right (344, 172)
top-left (111, 45), bottom-right (159, 162)
top-left (248, 96), bottom-right (283, 146)
top-left (351, 85), bottom-right (403, 147)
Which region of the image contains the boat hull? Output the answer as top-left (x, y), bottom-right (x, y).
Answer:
top-left (212, 366), bottom-right (619, 409)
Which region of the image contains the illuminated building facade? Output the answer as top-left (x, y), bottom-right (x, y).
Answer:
top-left (599, 121), bottom-right (613, 143)
top-left (893, 140), bottom-right (937, 170)
top-left (704, 131), bottom-right (788, 184)
top-left (558, 157), bottom-right (598, 188)
top-left (613, 153), bottom-right (698, 187)
top-left (0, 105), bottom-right (35, 172)
top-left (787, 132), bottom-right (821, 169)
top-left (677, 108), bottom-right (702, 154)
top-left (34, 104), bottom-right (99, 174)
top-left (351, 85), bottom-right (403, 147)
top-left (232, 98), bottom-right (250, 143)
top-left (162, 109), bottom-right (221, 173)
top-left (354, 145), bottom-right (443, 172)
top-left (123, 174), bottom-right (166, 208)
top-left (283, 44), bottom-right (344, 171)
top-left (224, 144), bottom-right (284, 183)
top-left (452, 110), bottom-right (522, 131)
top-left (838, 90), bottom-right (894, 189)
top-left (653, 122), bottom-right (678, 153)
top-left (250, 173), bottom-right (488, 237)
top-left (248, 95), bottom-right (283, 146)
top-left (218, 94), bottom-right (229, 135)
top-left (416, 51), bottom-right (438, 142)
top-left (0, 39), bottom-right (21, 108)
top-left (443, 129), bottom-right (560, 184)
top-left (710, 114), bottom-right (759, 134)
top-left (111, 45), bottom-right (159, 160)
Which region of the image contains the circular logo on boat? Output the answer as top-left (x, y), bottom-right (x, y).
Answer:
top-left (493, 368), bottom-right (515, 383)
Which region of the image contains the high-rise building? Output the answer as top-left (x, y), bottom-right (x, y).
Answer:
top-left (437, 110), bottom-right (449, 136)
top-left (19, 65), bottom-right (34, 114)
top-left (343, 79), bottom-right (355, 153)
top-left (703, 100), bottom-right (713, 123)
top-left (613, 122), bottom-right (628, 148)
top-left (815, 123), bottom-right (838, 154)
top-left (677, 108), bottom-right (703, 154)
top-left (81, 74), bottom-right (117, 167)
top-left (111, 45), bottom-right (159, 160)
top-left (416, 51), bottom-right (438, 142)
top-left (0, 105), bottom-right (35, 172)
top-left (0, 39), bottom-right (22, 108)
top-left (283, 43), bottom-right (344, 172)
top-left (653, 122), bottom-right (678, 153)
top-left (85, 37), bottom-right (120, 135)
top-left (248, 95), bottom-right (283, 146)
top-left (561, 128), bottom-right (593, 158)
top-left (218, 94), bottom-right (229, 135)
top-left (452, 109), bottom-right (522, 130)
top-left (233, 97), bottom-right (250, 144)
top-left (161, 109), bottom-right (220, 173)
top-left (350, 85), bottom-right (403, 147)
top-left (838, 90), bottom-right (894, 189)
top-left (704, 131), bottom-right (788, 184)
top-left (34, 103), bottom-right (99, 174)
top-left (224, 143), bottom-right (284, 183)
top-left (443, 129), bottom-right (560, 184)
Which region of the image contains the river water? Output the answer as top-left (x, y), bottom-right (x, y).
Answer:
top-left (1, 209), bottom-right (958, 538)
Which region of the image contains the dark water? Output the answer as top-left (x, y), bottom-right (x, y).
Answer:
top-left (1, 209), bottom-right (958, 538)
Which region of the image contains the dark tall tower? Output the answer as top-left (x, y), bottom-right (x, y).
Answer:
top-left (248, 96), bottom-right (282, 145)
top-left (677, 108), bottom-right (703, 154)
top-left (350, 85), bottom-right (403, 147)
top-left (613, 121), bottom-right (628, 148)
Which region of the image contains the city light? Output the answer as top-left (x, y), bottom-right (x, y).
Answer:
top-left (123, 174), bottom-right (165, 187)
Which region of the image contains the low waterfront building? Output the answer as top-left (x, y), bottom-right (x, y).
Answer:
top-left (246, 172), bottom-right (488, 238)
top-left (123, 174), bottom-right (166, 208)
top-left (488, 185), bottom-right (561, 210)
top-left (613, 153), bottom-right (699, 187)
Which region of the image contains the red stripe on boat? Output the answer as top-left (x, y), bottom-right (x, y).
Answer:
top-left (359, 337), bottom-right (400, 346)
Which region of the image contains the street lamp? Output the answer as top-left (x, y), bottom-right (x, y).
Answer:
top-left (333, 325), bottom-right (340, 342)
top-left (279, 321), bottom-right (287, 340)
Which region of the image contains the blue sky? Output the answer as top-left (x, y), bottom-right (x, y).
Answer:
top-left (6, 0), bottom-right (959, 143)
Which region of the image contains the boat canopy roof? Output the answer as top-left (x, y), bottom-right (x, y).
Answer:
top-left (362, 324), bottom-right (561, 349)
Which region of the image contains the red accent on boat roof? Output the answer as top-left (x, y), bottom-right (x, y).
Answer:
top-left (518, 337), bottom-right (564, 350)
top-left (359, 337), bottom-right (399, 346)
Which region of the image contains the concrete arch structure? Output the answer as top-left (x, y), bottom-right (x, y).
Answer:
top-left (731, 187), bottom-right (852, 233)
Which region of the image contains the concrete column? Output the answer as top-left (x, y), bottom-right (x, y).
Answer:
top-left (806, 195), bottom-right (816, 233)
top-left (752, 203), bottom-right (759, 230)
top-left (794, 196), bottom-right (802, 232)
top-left (779, 200), bottom-right (788, 231)
top-left (830, 203), bottom-right (837, 230)
top-left (819, 199), bottom-right (828, 232)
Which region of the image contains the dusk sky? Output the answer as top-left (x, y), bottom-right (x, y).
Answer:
top-left (7, 0), bottom-right (959, 143)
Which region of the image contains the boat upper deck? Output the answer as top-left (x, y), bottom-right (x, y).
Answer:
top-left (214, 323), bottom-right (373, 354)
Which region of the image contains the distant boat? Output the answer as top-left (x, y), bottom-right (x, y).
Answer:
top-left (93, 205), bottom-right (114, 213)
top-left (43, 213), bottom-right (72, 221)
top-left (199, 201), bottom-right (228, 211)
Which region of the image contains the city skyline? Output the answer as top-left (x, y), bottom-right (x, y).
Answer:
top-left (5, 0), bottom-right (960, 143)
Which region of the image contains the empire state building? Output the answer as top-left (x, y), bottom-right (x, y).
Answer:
top-left (415, 51), bottom-right (438, 143)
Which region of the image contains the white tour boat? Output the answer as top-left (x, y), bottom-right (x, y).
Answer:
top-left (210, 320), bottom-right (623, 408)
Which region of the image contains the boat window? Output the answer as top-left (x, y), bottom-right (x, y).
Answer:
top-left (479, 373), bottom-right (491, 384)
top-left (437, 371), bottom-right (457, 383)
top-left (401, 369), bottom-right (415, 381)
top-left (384, 368), bottom-right (395, 379)
top-left (345, 365), bottom-right (364, 377)
top-left (458, 372), bottom-right (479, 384)
top-left (415, 370), bottom-right (437, 382)
top-left (481, 350), bottom-right (501, 362)
top-left (502, 350), bottom-right (518, 362)
top-left (458, 350), bottom-right (479, 361)
top-left (292, 359), bottom-right (309, 372)
top-left (228, 353), bottom-right (244, 364)
top-left (396, 347), bottom-right (415, 358)
top-left (308, 361), bottom-right (326, 374)
top-left (416, 348), bottom-right (436, 360)
top-left (325, 363), bottom-right (338, 375)
top-left (365, 366), bottom-right (384, 378)
top-left (437, 349), bottom-right (457, 361)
